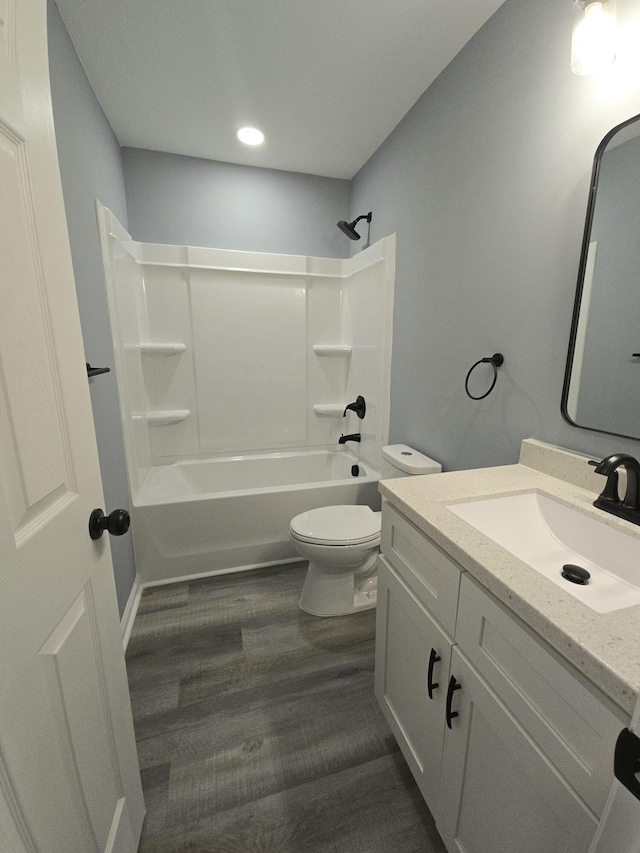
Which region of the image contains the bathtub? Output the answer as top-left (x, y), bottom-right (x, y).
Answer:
top-left (131, 449), bottom-right (380, 584)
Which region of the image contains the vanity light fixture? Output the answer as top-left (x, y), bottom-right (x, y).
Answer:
top-left (236, 126), bottom-right (265, 146)
top-left (571, 0), bottom-right (617, 76)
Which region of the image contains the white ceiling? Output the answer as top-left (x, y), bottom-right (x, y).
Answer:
top-left (54, 0), bottom-right (506, 180)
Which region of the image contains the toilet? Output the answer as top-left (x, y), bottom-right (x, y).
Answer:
top-left (290, 444), bottom-right (441, 616)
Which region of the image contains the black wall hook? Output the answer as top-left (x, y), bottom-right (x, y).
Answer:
top-left (465, 353), bottom-right (504, 400)
top-left (86, 363), bottom-right (110, 378)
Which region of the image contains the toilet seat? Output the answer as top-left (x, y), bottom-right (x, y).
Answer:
top-left (290, 505), bottom-right (381, 546)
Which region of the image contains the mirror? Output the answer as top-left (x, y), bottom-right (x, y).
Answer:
top-left (562, 113), bottom-right (640, 441)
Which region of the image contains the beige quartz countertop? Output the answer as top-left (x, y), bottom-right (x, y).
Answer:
top-left (379, 461), bottom-right (640, 717)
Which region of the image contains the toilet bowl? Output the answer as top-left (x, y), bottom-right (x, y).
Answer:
top-left (290, 444), bottom-right (441, 616)
top-left (291, 505), bottom-right (381, 616)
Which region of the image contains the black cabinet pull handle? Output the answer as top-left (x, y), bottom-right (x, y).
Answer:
top-left (614, 728), bottom-right (640, 801)
top-left (446, 675), bottom-right (462, 729)
top-left (633, 353), bottom-right (640, 358)
top-left (427, 648), bottom-right (441, 699)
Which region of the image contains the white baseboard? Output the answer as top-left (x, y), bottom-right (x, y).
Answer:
top-left (121, 575), bottom-right (143, 651)
top-left (140, 557), bottom-right (304, 590)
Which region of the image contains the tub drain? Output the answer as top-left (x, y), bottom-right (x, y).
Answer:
top-left (561, 564), bottom-right (590, 585)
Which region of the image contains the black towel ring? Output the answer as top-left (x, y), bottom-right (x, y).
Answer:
top-left (465, 353), bottom-right (504, 400)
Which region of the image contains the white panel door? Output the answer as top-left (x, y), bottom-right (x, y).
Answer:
top-left (0, 1), bottom-right (144, 851)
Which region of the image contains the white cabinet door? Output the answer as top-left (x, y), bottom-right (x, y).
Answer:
top-left (375, 557), bottom-right (452, 812)
top-left (590, 696), bottom-right (640, 853)
top-left (0, 1), bottom-right (144, 851)
top-left (439, 648), bottom-right (598, 853)
top-left (590, 782), bottom-right (640, 853)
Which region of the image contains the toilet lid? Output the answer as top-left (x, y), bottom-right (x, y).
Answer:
top-left (290, 505), bottom-right (381, 545)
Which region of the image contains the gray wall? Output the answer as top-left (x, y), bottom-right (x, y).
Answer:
top-left (122, 148), bottom-right (352, 258)
top-left (351, 0), bottom-right (640, 471)
top-left (48, 0), bottom-right (136, 616)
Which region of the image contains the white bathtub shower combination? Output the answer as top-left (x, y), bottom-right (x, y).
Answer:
top-left (132, 450), bottom-right (380, 581)
top-left (98, 205), bottom-right (395, 583)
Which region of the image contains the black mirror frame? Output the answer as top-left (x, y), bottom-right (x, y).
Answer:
top-left (561, 111), bottom-right (640, 442)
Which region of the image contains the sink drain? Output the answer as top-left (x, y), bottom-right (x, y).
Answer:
top-left (561, 564), bottom-right (591, 585)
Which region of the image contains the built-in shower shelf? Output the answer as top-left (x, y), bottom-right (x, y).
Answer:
top-left (133, 409), bottom-right (191, 426)
top-left (313, 404), bottom-right (344, 417)
top-left (139, 343), bottom-right (186, 356)
top-left (312, 344), bottom-right (352, 356)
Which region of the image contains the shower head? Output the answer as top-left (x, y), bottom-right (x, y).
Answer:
top-left (337, 212), bottom-right (372, 241)
top-left (337, 219), bottom-right (361, 240)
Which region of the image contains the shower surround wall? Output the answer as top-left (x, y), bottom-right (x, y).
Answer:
top-left (98, 205), bottom-right (395, 582)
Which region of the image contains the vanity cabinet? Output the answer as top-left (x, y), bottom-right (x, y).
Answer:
top-left (375, 500), bottom-right (627, 853)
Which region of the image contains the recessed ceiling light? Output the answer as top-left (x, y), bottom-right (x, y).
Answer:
top-left (236, 127), bottom-right (265, 146)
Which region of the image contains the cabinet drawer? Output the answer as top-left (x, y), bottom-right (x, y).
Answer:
top-left (381, 502), bottom-right (461, 636)
top-left (455, 574), bottom-right (627, 816)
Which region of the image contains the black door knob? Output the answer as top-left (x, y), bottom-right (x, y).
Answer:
top-left (89, 508), bottom-right (130, 540)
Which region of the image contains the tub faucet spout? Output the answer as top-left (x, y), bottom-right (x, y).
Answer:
top-left (339, 433), bottom-right (361, 445)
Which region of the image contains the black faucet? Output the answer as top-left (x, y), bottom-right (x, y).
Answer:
top-left (589, 454), bottom-right (640, 526)
top-left (343, 395), bottom-right (366, 419)
top-left (339, 433), bottom-right (361, 444)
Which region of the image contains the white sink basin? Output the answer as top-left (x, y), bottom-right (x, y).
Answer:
top-left (448, 491), bottom-right (640, 613)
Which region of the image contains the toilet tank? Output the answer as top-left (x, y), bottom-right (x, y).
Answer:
top-left (381, 444), bottom-right (441, 479)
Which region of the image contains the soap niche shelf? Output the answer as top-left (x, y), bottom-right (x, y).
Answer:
top-left (136, 345), bottom-right (188, 426)
top-left (139, 343), bottom-right (186, 356)
top-left (133, 409), bottom-right (191, 426)
top-left (312, 344), bottom-right (352, 357)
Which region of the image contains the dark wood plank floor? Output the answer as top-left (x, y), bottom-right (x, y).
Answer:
top-left (126, 562), bottom-right (447, 853)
